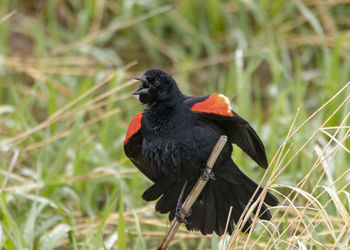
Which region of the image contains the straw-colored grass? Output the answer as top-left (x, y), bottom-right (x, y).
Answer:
top-left (0, 1), bottom-right (349, 249)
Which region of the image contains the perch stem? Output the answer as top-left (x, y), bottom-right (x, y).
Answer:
top-left (157, 135), bottom-right (228, 250)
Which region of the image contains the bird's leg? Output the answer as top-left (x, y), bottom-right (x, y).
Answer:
top-left (175, 181), bottom-right (192, 223)
top-left (201, 165), bottom-right (216, 181)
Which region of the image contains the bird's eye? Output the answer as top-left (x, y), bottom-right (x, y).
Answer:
top-left (153, 81), bottom-right (160, 87)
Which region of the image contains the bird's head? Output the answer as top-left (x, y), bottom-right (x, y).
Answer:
top-left (133, 69), bottom-right (182, 106)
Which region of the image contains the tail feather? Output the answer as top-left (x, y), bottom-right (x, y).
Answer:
top-left (142, 159), bottom-right (278, 236)
top-left (221, 159), bottom-right (279, 208)
top-left (232, 186), bottom-right (255, 232)
top-left (202, 183), bottom-right (217, 235)
top-left (186, 200), bottom-right (204, 232)
top-left (184, 183), bottom-right (208, 233)
top-left (227, 185), bottom-right (246, 231)
top-left (213, 180), bottom-right (235, 235)
top-left (255, 204), bottom-right (272, 221)
top-left (142, 176), bottom-right (173, 201)
top-left (230, 185), bottom-right (252, 232)
top-left (155, 181), bottom-right (183, 213)
top-left (230, 174), bottom-right (275, 227)
top-left (240, 172), bottom-right (278, 207)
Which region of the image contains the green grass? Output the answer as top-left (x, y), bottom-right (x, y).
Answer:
top-left (0, 0), bottom-right (350, 249)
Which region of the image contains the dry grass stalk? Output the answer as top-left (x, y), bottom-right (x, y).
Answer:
top-left (225, 82), bottom-right (350, 249)
top-left (0, 71), bottom-right (137, 150)
top-left (0, 149), bottom-right (19, 192)
top-left (52, 5), bottom-right (173, 55)
top-left (0, 10), bottom-right (16, 24)
top-left (158, 135), bottom-right (227, 250)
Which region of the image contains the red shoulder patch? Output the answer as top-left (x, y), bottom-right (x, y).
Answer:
top-left (124, 112), bottom-right (143, 145)
top-left (190, 93), bottom-right (233, 117)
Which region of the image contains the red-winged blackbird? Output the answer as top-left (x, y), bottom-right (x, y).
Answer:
top-left (124, 69), bottom-right (278, 235)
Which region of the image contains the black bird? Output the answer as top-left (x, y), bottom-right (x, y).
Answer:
top-left (124, 69), bottom-right (278, 235)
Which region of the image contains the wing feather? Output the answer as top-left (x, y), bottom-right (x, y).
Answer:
top-left (185, 95), bottom-right (268, 169)
top-left (124, 113), bottom-right (158, 182)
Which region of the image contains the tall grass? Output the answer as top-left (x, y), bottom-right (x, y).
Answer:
top-left (0, 0), bottom-right (349, 249)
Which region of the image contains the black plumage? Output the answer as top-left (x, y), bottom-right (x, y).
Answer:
top-left (124, 69), bottom-right (278, 235)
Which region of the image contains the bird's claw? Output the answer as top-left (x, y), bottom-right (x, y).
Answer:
top-left (201, 165), bottom-right (216, 181)
top-left (175, 205), bottom-right (192, 224)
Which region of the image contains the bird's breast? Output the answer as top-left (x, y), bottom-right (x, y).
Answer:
top-left (141, 122), bottom-right (223, 179)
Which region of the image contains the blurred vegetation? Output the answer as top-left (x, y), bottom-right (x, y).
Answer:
top-left (0, 0), bottom-right (349, 249)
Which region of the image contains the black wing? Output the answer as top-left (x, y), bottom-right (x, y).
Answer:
top-left (185, 95), bottom-right (268, 169)
top-left (124, 123), bottom-right (158, 182)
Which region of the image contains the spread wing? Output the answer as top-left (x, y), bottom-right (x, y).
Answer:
top-left (124, 112), bottom-right (158, 182)
top-left (185, 93), bottom-right (268, 169)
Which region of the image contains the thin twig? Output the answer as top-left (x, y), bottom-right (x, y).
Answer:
top-left (157, 135), bottom-right (227, 250)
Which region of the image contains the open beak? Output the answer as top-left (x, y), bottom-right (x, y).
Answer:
top-left (133, 76), bottom-right (150, 95)
top-left (132, 87), bottom-right (149, 95)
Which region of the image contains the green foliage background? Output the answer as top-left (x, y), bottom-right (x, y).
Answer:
top-left (0, 0), bottom-right (349, 249)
